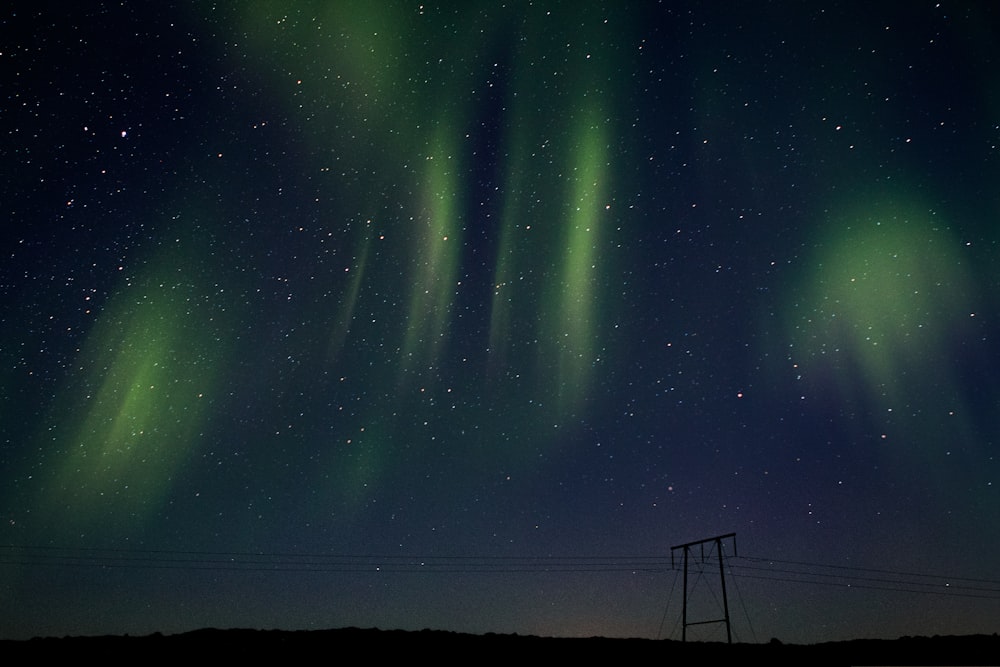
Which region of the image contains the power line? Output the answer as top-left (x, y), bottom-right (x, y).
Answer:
top-left (726, 571), bottom-right (1000, 601)
top-left (727, 555), bottom-right (1000, 600)
top-left (0, 544), bottom-right (673, 574)
top-left (738, 555), bottom-right (1000, 586)
top-left (2, 544), bottom-right (999, 602)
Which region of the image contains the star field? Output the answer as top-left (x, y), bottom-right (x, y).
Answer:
top-left (1, 1), bottom-right (999, 644)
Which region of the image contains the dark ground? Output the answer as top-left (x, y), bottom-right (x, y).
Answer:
top-left (2, 628), bottom-right (997, 665)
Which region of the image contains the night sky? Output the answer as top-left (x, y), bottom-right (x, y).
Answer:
top-left (2, 0), bottom-right (999, 644)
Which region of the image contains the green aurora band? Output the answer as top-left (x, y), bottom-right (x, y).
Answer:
top-left (33, 240), bottom-right (231, 533)
top-left (783, 194), bottom-right (985, 460)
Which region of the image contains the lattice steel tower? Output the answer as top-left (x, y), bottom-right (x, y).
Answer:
top-left (670, 532), bottom-right (737, 643)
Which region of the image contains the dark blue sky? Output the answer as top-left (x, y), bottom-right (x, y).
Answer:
top-left (2, 1), bottom-right (998, 644)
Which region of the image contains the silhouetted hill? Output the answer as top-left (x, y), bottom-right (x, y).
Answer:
top-left (2, 627), bottom-right (998, 665)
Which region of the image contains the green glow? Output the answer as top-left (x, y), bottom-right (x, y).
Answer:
top-left (486, 5), bottom-right (628, 422)
top-left (38, 242), bottom-right (226, 530)
top-left (231, 1), bottom-right (442, 161)
top-left (401, 124), bottom-right (463, 375)
top-left (546, 102), bottom-right (609, 414)
top-left (785, 197), bottom-right (979, 445)
top-left (488, 111), bottom-right (531, 375)
top-left (325, 418), bottom-right (391, 513)
top-left (225, 1), bottom-right (630, 435)
top-left (328, 220), bottom-right (372, 361)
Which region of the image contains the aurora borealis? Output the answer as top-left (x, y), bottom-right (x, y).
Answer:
top-left (2, 0), bottom-right (999, 644)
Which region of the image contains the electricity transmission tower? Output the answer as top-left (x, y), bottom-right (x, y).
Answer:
top-left (670, 532), bottom-right (737, 643)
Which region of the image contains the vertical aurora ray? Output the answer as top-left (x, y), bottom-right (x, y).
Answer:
top-left (206, 2), bottom-right (632, 475)
top-left (400, 125), bottom-right (463, 378)
top-left (327, 220), bottom-right (372, 362)
top-left (543, 102), bottom-right (610, 417)
top-left (488, 97), bottom-right (534, 382)
top-left (487, 190), bottom-right (519, 378)
top-left (487, 3), bottom-right (629, 425)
